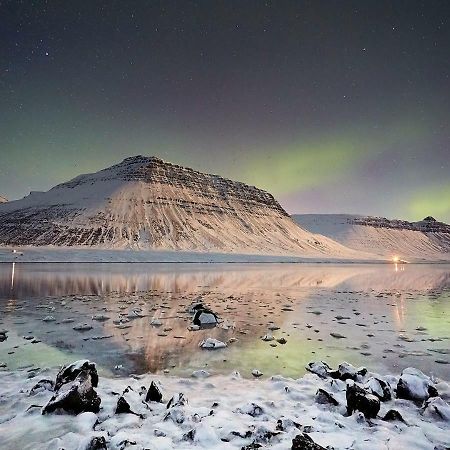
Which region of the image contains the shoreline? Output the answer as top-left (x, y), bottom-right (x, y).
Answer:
top-left (1, 246), bottom-right (449, 264)
top-left (0, 360), bottom-right (448, 449)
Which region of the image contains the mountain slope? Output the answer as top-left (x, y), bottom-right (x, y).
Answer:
top-left (293, 214), bottom-right (450, 261)
top-left (0, 156), bottom-right (365, 258)
top-left (0, 195), bottom-right (7, 203)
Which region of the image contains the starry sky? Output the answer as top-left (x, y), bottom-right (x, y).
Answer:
top-left (1, 1), bottom-right (449, 221)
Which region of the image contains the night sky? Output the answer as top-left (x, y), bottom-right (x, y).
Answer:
top-left (1, 1), bottom-right (449, 221)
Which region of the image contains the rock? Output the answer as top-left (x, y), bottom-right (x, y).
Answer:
top-left (191, 369), bottom-right (210, 378)
top-left (382, 409), bottom-right (407, 423)
top-left (261, 334), bottom-right (274, 341)
top-left (150, 318), bottom-right (162, 326)
top-left (42, 370), bottom-right (101, 415)
top-left (276, 418), bottom-right (301, 432)
top-left (193, 308), bottom-right (218, 326)
top-left (346, 380), bottom-right (380, 419)
top-left (167, 392), bottom-right (187, 409)
top-left (92, 314), bottom-right (110, 322)
top-left (276, 337), bottom-right (287, 344)
top-left (30, 379), bottom-right (54, 395)
top-left (199, 338), bottom-right (227, 349)
top-left (252, 369), bottom-right (263, 378)
top-left (330, 332), bottom-right (346, 339)
top-left (422, 397), bottom-right (450, 421)
top-left (330, 362), bottom-right (367, 381)
top-left (305, 361), bottom-right (332, 378)
top-left (315, 388), bottom-right (339, 406)
top-left (237, 402), bottom-right (264, 417)
top-left (73, 323), bottom-right (93, 331)
top-left (55, 360), bottom-right (98, 391)
top-left (188, 302), bottom-right (205, 314)
top-left (364, 377), bottom-right (392, 401)
top-left (241, 444), bottom-right (262, 450)
top-left (291, 433), bottom-right (326, 450)
top-left (85, 436), bottom-right (107, 450)
top-left (0, 330), bottom-right (8, 342)
top-left (42, 316), bottom-right (56, 322)
top-left (396, 367), bottom-right (438, 402)
top-left (145, 381), bottom-right (163, 403)
top-left (115, 396), bottom-right (132, 414)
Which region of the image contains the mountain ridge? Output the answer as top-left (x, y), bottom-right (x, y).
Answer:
top-left (0, 156), bottom-right (365, 258)
top-left (293, 213), bottom-right (450, 260)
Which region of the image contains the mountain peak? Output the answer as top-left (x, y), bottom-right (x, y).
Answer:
top-left (0, 156), bottom-right (361, 258)
top-left (120, 155), bottom-right (164, 164)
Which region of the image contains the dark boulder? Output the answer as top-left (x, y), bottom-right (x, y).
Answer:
top-left (42, 370), bottom-right (101, 415)
top-left (291, 433), bottom-right (326, 450)
top-left (315, 388), bottom-right (339, 406)
top-left (146, 381), bottom-right (163, 403)
top-left (346, 381), bottom-right (380, 419)
top-left (55, 360), bottom-right (98, 391)
top-left (193, 308), bottom-right (219, 327)
top-left (382, 409), bottom-right (407, 423)
top-left (115, 396), bottom-right (132, 414)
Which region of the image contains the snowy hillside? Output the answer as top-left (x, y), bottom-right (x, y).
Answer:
top-left (0, 156), bottom-right (367, 259)
top-left (293, 214), bottom-right (450, 261)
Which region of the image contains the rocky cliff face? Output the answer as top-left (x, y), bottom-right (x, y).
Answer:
top-left (293, 214), bottom-right (450, 261)
top-left (0, 156), bottom-right (359, 257)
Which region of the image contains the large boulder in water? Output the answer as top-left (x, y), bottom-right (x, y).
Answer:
top-left (193, 308), bottom-right (219, 327)
top-left (43, 369), bottom-right (101, 415)
top-left (55, 360), bottom-right (98, 391)
top-left (396, 367), bottom-right (438, 402)
top-left (346, 380), bottom-right (380, 419)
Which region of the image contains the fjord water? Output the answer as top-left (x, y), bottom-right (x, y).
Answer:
top-left (0, 263), bottom-right (449, 379)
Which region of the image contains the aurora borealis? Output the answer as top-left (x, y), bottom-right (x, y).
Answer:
top-left (1, 1), bottom-right (449, 221)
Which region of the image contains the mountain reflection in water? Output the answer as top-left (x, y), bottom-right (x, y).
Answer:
top-left (0, 263), bottom-right (449, 379)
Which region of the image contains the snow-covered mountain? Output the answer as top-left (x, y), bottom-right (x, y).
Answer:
top-left (293, 214), bottom-right (450, 261)
top-left (0, 156), bottom-right (365, 258)
top-left (0, 195), bottom-right (7, 203)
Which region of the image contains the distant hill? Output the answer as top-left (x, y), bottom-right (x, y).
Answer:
top-left (0, 156), bottom-right (364, 259)
top-left (293, 214), bottom-right (450, 261)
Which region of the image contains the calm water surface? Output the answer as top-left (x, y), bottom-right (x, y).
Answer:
top-left (0, 263), bottom-right (449, 379)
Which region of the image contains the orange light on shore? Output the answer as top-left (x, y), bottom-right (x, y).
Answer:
top-left (392, 256), bottom-right (400, 263)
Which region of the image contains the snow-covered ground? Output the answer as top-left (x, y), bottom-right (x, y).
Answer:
top-left (0, 361), bottom-right (448, 450)
top-left (293, 214), bottom-right (450, 262)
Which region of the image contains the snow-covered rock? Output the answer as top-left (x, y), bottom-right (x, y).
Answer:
top-left (396, 367), bottom-right (438, 402)
top-left (199, 338), bottom-right (227, 349)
